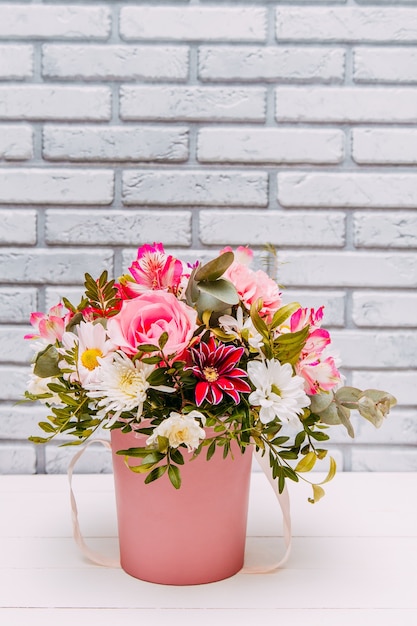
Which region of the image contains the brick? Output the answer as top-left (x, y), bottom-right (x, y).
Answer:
top-left (354, 212), bottom-right (417, 248)
top-left (120, 6), bottom-right (266, 42)
top-left (0, 366), bottom-right (30, 401)
top-left (353, 410), bottom-right (417, 446)
top-left (43, 125), bottom-right (189, 162)
top-left (275, 87), bottom-right (417, 123)
top-left (198, 46), bottom-right (345, 82)
top-left (42, 44), bottom-right (188, 81)
top-left (0, 44), bottom-right (33, 79)
top-left (0, 405), bottom-right (46, 440)
top-left (120, 86), bottom-right (265, 122)
top-left (351, 447), bottom-right (417, 472)
top-left (354, 47), bottom-right (417, 84)
top-left (45, 444), bottom-right (113, 474)
top-left (0, 444), bottom-right (36, 474)
top-left (0, 210), bottom-right (36, 244)
top-left (352, 292), bottom-right (417, 328)
top-left (199, 210), bottom-right (345, 247)
top-left (330, 330), bottom-right (417, 368)
top-left (275, 7), bottom-right (417, 42)
top-left (280, 290), bottom-right (346, 328)
top-left (46, 287), bottom-right (86, 310)
top-left (278, 172), bottom-right (417, 208)
top-left (276, 251), bottom-right (417, 288)
top-left (0, 86), bottom-right (111, 121)
top-left (0, 287), bottom-right (37, 323)
top-left (352, 371), bottom-right (416, 407)
top-left (0, 249), bottom-right (113, 284)
top-left (0, 125), bottom-right (33, 161)
top-left (352, 128), bottom-right (417, 165)
top-left (0, 169), bottom-right (114, 205)
top-left (0, 326), bottom-right (32, 364)
top-left (122, 170), bottom-right (268, 207)
top-left (0, 5), bottom-right (110, 39)
top-left (198, 128), bottom-right (344, 164)
top-left (46, 210), bottom-right (191, 246)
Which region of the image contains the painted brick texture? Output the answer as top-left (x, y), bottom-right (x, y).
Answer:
top-left (0, 0), bottom-right (415, 474)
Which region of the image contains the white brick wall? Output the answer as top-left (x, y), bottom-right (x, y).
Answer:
top-left (1, 0), bottom-right (415, 474)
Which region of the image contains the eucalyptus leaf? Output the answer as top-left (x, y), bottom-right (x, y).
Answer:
top-left (198, 279), bottom-right (239, 305)
top-left (194, 251), bottom-right (234, 282)
top-left (309, 391), bottom-right (334, 413)
top-left (33, 345), bottom-right (61, 378)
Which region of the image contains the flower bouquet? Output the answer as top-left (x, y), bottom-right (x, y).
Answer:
top-left (25, 243), bottom-right (395, 501)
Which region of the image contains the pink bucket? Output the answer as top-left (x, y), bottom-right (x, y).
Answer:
top-left (111, 428), bottom-right (253, 585)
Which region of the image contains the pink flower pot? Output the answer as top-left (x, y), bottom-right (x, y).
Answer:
top-left (111, 428), bottom-right (253, 585)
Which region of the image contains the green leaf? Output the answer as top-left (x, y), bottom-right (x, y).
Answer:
top-left (270, 302), bottom-right (301, 330)
top-left (141, 356), bottom-right (162, 365)
top-left (278, 450), bottom-right (299, 460)
top-left (144, 465), bottom-right (168, 484)
top-left (194, 251), bottom-right (234, 282)
top-left (198, 279), bottom-right (239, 305)
top-left (309, 430), bottom-right (330, 442)
top-left (206, 440), bottom-right (216, 461)
top-left (294, 431), bottom-right (306, 448)
top-left (158, 332), bottom-right (169, 350)
top-left (136, 343), bottom-right (159, 353)
top-left (169, 448), bottom-right (184, 465)
top-left (33, 345), bottom-right (61, 378)
top-left (250, 303), bottom-right (270, 340)
top-left (28, 435), bottom-right (50, 444)
top-left (39, 421), bottom-right (57, 433)
top-left (168, 464), bottom-right (181, 489)
top-left (270, 436), bottom-right (290, 446)
top-left (295, 450), bottom-right (317, 473)
top-left (116, 446), bottom-right (152, 458)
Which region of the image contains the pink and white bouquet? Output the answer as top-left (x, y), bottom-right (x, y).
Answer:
top-left (25, 243), bottom-right (396, 500)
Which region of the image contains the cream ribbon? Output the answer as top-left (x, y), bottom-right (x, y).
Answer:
top-left (68, 439), bottom-right (292, 573)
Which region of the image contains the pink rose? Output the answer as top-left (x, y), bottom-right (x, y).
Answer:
top-left (106, 290), bottom-right (197, 360)
top-left (224, 263), bottom-right (282, 321)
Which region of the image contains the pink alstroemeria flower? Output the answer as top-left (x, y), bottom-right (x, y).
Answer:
top-left (297, 354), bottom-right (342, 395)
top-left (188, 336), bottom-right (251, 406)
top-left (24, 303), bottom-right (68, 343)
top-left (289, 307), bottom-right (342, 394)
top-left (120, 243), bottom-right (184, 297)
top-left (290, 306), bottom-right (324, 333)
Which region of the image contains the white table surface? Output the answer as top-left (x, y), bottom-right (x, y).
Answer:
top-left (1, 471), bottom-right (416, 626)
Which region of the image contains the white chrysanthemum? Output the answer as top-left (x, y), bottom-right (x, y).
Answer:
top-left (219, 308), bottom-right (264, 350)
top-left (86, 351), bottom-right (173, 425)
top-left (60, 321), bottom-right (116, 386)
top-left (247, 359), bottom-right (310, 425)
top-left (146, 411), bottom-right (206, 452)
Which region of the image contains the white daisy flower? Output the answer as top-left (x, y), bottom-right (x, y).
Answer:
top-left (86, 351), bottom-right (174, 425)
top-left (219, 308), bottom-right (264, 350)
top-left (60, 321), bottom-right (116, 386)
top-left (247, 359), bottom-right (310, 426)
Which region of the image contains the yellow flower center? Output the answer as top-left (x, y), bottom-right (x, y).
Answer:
top-left (203, 366), bottom-right (219, 382)
top-left (271, 384), bottom-right (281, 397)
top-left (81, 348), bottom-right (103, 371)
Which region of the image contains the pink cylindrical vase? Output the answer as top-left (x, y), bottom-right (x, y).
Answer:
top-left (111, 428), bottom-right (253, 585)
